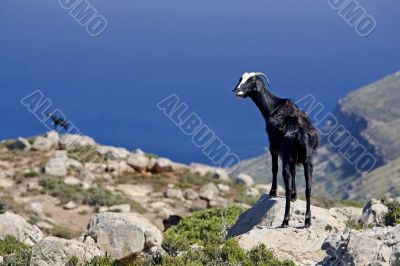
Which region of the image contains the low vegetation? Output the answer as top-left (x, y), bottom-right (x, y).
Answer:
top-left (137, 206), bottom-right (294, 266)
top-left (0, 236), bottom-right (32, 266)
top-left (39, 177), bottom-right (146, 213)
top-left (385, 200), bottom-right (400, 226)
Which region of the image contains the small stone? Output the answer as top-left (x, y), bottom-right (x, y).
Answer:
top-left (63, 201), bottom-right (77, 210)
top-left (217, 183), bottom-right (231, 192)
top-left (164, 188), bottom-right (184, 201)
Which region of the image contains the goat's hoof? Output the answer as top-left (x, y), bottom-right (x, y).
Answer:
top-left (291, 193), bottom-right (297, 201)
top-left (305, 218), bottom-right (312, 228)
top-left (281, 220), bottom-right (289, 228)
top-left (268, 190), bottom-right (277, 198)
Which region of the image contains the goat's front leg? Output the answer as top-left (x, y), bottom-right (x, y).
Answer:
top-left (304, 161), bottom-right (313, 228)
top-left (281, 163), bottom-right (292, 228)
top-left (290, 164), bottom-right (297, 201)
top-left (269, 150), bottom-right (278, 198)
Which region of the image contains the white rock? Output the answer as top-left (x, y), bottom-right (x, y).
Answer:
top-left (63, 201), bottom-right (77, 210)
top-left (165, 188), bottom-right (184, 201)
top-left (5, 137), bottom-right (31, 150)
top-left (322, 225), bottom-right (400, 266)
top-left (183, 188), bottom-right (199, 200)
top-left (199, 183), bottom-right (219, 201)
top-left (329, 206), bottom-right (363, 222)
top-left (32, 136), bottom-right (53, 151)
top-left (96, 145), bottom-right (131, 160)
top-left (0, 212), bottom-right (44, 246)
top-left (84, 212), bottom-right (163, 260)
top-left (44, 151), bottom-right (69, 177)
top-left (209, 197), bottom-right (229, 208)
top-left (153, 158), bottom-right (174, 173)
top-left (59, 134), bottom-right (96, 151)
top-left (190, 164), bottom-right (230, 181)
top-left (64, 176), bottom-right (82, 186)
top-left (45, 131), bottom-right (60, 148)
top-left (30, 236), bottom-right (103, 266)
top-left (235, 174), bottom-right (254, 187)
top-left (361, 199), bottom-right (388, 226)
top-left (246, 187), bottom-right (260, 198)
top-left (229, 195), bottom-right (346, 265)
top-left (127, 153), bottom-right (150, 171)
top-left (217, 183), bottom-right (231, 192)
top-left (27, 202), bottom-right (44, 218)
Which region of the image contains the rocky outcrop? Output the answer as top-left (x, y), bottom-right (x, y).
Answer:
top-left (84, 212), bottom-right (163, 260)
top-left (361, 199), bottom-right (389, 226)
top-left (30, 237), bottom-right (103, 266)
top-left (0, 212), bottom-right (44, 246)
top-left (322, 225), bottom-right (400, 265)
top-left (228, 195), bottom-right (347, 265)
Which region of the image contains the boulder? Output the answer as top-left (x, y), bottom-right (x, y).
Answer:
top-left (199, 183), bottom-right (219, 201)
top-left (44, 151), bottom-right (70, 176)
top-left (45, 131), bottom-right (60, 148)
top-left (361, 199), bottom-right (388, 226)
top-left (209, 197), bottom-right (229, 208)
top-left (127, 153), bottom-right (150, 171)
top-left (217, 183), bottom-right (231, 193)
top-left (0, 212), bottom-right (44, 246)
top-left (32, 136), bottom-right (53, 151)
top-left (59, 134), bottom-right (96, 151)
top-left (30, 237), bottom-right (103, 266)
top-left (228, 195), bottom-right (346, 265)
top-left (84, 212), bottom-right (163, 260)
top-left (164, 188), bottom-right (184, 201)
top-left (235, 174), bottom-right (254, 187)
top-left (322, 225), bottom-right (400, 266)
top-left (5, 137), bottom-right (31, 151)
top-left (183, 188), bottom-right (199, 200)
top-left (153, 158), bottom-right (174, 173)
top-left (246, 187), bottom-right (260, 198)
top-left (96, 145), bottom-right (131, 160)
top-left (329, 206), bottom-right (363, 222)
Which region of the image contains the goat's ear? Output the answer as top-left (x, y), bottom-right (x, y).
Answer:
top-left (255, 78), bottom-right (264, 91)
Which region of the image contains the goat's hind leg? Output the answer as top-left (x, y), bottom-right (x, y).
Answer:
top-left (304, 161), bottom-right (313, 228)
top-left (268, 150), bottom-right (279, 198)
top-left (281, 162), bottom-right (293, 228)
top-left (290, 164), bottom-right (297, 201)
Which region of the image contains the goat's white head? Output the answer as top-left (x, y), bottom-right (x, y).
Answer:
top-left (233, 72), bottom-right (270, 98)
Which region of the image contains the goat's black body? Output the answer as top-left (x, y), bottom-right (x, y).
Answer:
top-left (235, 75), bottom-right (319, 227)
top-left (47, 113), bottom-right (70, 132)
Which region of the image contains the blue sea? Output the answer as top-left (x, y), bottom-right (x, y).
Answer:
top-left (1, 0), bottom-right (399, 165)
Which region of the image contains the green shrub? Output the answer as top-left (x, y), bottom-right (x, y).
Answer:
top-left (345, 220), bottom-right (373, 231)
top-left (385, 200), bottom-right (400, 226)
top-left (84, 256), bottom-right (116, 266)
top-left (149, 206), bottom-right (295, 266)
top-left (0, 235), bottom-right (30, 257)
top-left (68, 256), bottom-right (79, 266)
top-left (51, 225), bottom-right (78, 240)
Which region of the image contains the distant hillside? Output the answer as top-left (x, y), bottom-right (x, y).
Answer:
top-left (234, 72), bottom-right (400, 200)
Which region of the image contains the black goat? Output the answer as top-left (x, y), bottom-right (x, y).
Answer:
top-left (47, 112), bottom-right (70, 132)
top-left (233, 72), bottom-right (319, 228)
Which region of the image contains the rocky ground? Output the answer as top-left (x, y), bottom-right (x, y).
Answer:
top-left (0, 132), bottom-right (399, 265)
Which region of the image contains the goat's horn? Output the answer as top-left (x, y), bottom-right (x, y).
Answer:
top-left (254, 72), bottom-right (271, 87)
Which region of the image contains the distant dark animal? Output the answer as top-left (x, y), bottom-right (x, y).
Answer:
top-left (47, 112), bottom-right (70, 131)
top-left (163, 215), bottom-right (182, 231)
top-left (233, 72), bottom-right (319, 228)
